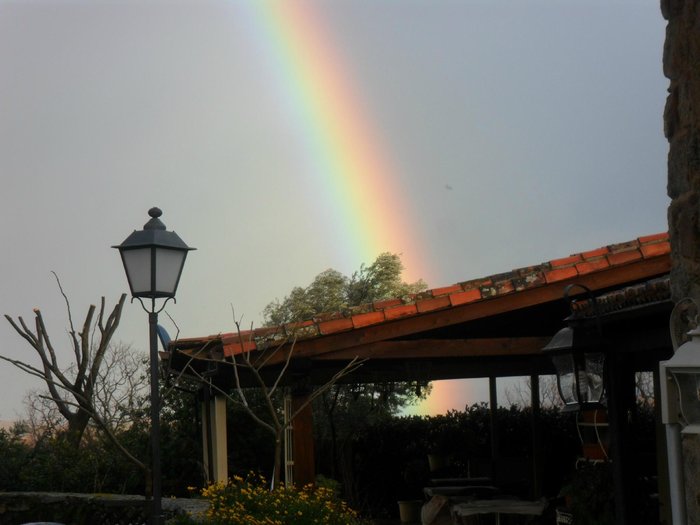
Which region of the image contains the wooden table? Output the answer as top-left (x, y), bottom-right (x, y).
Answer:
top-left (451, 498), bottom-right (547, 525)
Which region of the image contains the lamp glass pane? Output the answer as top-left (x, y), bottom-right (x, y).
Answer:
top-left (583, 352), bottom-right (605, 403)
top-left (154, 247), bottom-right (185, 296)
top-left (675, 372), bottom-right (700, 426)
top-left (121, 247), bottom-right (152, 295)
top-left (552, 354), bottom-right (579, 406)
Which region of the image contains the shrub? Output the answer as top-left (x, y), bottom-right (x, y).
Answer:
top-left (193, 473), bottom-right (369, 525)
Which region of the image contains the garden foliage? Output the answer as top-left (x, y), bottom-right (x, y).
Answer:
top-left (185, 473), bottom-right (368, 525)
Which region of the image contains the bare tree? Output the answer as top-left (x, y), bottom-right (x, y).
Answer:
top-left (174, 316), bottom-right (365, 489)
top-left (635, 371), bottom-right (655, 408)
top-left (22, 387), bottom-right (64, 443)
top-left (504, 375), bottom-right (564, 409)
top-left (21, 342), bottom-right (149, 441)
top-left (2, 274), bottom-right (147, 476)
top-left (92, 342), bottom-right (149, 429)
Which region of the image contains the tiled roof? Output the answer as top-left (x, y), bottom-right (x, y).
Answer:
top-left (172, 232), bottom-right (670, 358)
top-left (569, 276), bottom-right (671, 318)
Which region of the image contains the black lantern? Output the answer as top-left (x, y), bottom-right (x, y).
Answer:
top-left (543, 284), bottom-right (606, 411)
top-left (114, 207), bottom-right (194, 525)
top-left (113, 207), bottom-right (194, 299)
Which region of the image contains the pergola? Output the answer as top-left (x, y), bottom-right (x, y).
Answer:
top-left (166, 232), bottom-right (672, 524)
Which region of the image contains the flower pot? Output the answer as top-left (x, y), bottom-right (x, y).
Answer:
top-left (577, 408), bottom-right (609, 460)
top-left (427, 453), bottom-right (450, 473)
top-left (397, 499), bottom-right (423, 524)
top-left (582, 442), bottom-right (608, 460)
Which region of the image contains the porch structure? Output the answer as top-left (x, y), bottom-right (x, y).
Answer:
top-left (166, 232), bottom-right (672, 524)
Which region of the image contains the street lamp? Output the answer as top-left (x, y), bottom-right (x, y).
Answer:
top-left (114, 207), bottom-right (194, 525)
top-left (542, 284), bottom-right (606, 412)
top-left (660, 298), bottom-right (700, 525)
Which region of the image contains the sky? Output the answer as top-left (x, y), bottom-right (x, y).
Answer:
top-left (0, 0), bottom-right (669, 420)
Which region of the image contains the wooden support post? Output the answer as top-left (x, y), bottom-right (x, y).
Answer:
top-left (489, 376), bottom-right (499, 479)
top-left (202, 393), bottom-right (228, 483)
top-left (530, 374), bottom-right (543, 498)
top-left (606, 353), bottom-right (634, 525)
top-left (288, 389), bottom-right (316, 487)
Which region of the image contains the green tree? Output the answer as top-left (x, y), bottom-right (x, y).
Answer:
top-left (264, 253), bottom-right (426, 324)
top-left (262, 253), bottom-right (431, 481)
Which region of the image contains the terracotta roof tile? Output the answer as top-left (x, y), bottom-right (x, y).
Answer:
top-left (544, 266), bottom-right (579, 283)
top-left (608, 239), bottom-right (640, 253)
top-left (512, 271), bottom-right (547, 291)
top-left (284, 320), bottom-right (319, 339)
top-left (607, 249), bottom-right (642, 266)
top-left (514, 265), bottom-right (546, 277)
top-left (480, 285), bottom-right (499, 299)
top-left (346, 303), bottom-right (374, 316)
top-left (373, 298), bottom-right (403, 310)
top-left (431, 284), bottom-right (463, 296)
top-left (638, 232), bottom-right (669, 244)
top-left (172, 232), bottom-right (671, 356)
top-left (449, 288), bottom-right (482, 306)
top-left (581, 247), bottom-right (610, 259)
top-left (641, 241), bottom-right (670, 258)
top-left (318, 318), bottom-right (354, 335)
top-left (489, 271), bottom-right (519, 283)
top-left (550, 254), bottom-right (583, 268)
top-left (223, 339), bottom-right (257, 357)
top-left (416, 295), bottom-right (451, 313)
top-left (459, 277), bottom-right (493, 290)
top-left (575, 258), bottom-right (610, 275)
top-left (351, 311), bottom-right (386, 328)
top-left (384, 304), bottom-right (418, 320)
top-left (494, 279), bottom-right (515, 295)
top-left (313, 311), bottom-right (344, 322)
top-left (251, 326), bottom-right (283, 339)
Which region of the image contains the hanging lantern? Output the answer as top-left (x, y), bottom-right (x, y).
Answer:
top-left (542, 284), bottom-right (606, 412)
top-left (543, 324), bottom-right (606, 411)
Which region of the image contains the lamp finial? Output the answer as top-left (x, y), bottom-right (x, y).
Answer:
top-left (144, 207), bottom-right (166, 231)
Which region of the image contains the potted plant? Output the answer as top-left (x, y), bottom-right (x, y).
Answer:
top-left (397, 458), bottom-right (427, 524)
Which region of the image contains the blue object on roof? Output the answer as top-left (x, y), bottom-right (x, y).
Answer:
top-left (156, 325), bottom-right (171, 350)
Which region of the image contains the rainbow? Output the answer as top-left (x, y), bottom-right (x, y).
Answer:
top-left (238, 2), bottom-right (478, 415)
top-left (239, 1), bottom-right (428, 282)
top-left (404, 380), bottom-right (481, 416)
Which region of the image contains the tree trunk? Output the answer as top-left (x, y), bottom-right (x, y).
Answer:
top-left (274, 434), bottom-right (283, 489)
top-left (65, 410), bottom-right (91, 449)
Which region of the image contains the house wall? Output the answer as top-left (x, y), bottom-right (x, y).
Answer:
top-left (663, 1), bottom-right (700, 523)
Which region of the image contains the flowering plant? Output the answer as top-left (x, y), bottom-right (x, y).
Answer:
top-left (188, 473), bottom-right (367, 525)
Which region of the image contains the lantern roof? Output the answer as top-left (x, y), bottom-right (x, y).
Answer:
top-left (114, 207), bottom-right (195, 252)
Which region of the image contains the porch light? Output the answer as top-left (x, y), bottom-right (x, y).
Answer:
top-left (542, 284), bottom-right (606, 411)
top-left (661, 326), bottom-right (700, 434)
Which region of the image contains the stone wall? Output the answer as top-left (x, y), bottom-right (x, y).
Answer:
top-left (663, 0), bottom-right (700, 523)
top-left (0, 493), bottom-right (207, 525)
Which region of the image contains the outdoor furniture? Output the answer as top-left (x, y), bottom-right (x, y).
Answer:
top-left (429, 477), bottom-right (492, 487)
top-left (451, 498), bottom-right (547, 525)
top-left (424, 485), bottom-right (499, 499)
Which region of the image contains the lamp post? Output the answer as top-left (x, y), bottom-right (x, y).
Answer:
top-left (114, 207), bottom-right (194, 525)
top-left (660, 300), bottom-right (700, 525)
